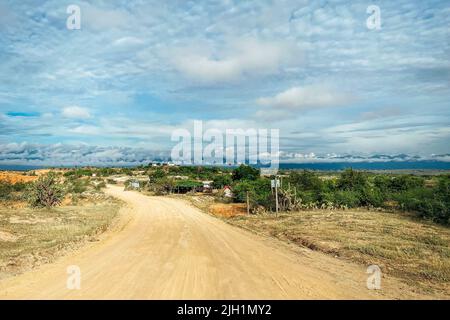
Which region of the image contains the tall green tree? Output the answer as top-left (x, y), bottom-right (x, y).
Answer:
top-left (232, 165), bottom-right (260, 181)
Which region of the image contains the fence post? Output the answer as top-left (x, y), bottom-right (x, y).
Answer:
top-left (246, 191), bottom-right (250, 215)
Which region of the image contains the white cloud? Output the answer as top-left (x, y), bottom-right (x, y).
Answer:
top-left (69, 125), bottom-right (99, 135)
top-left (257, 85), bottom-right (353, 110)
top-left (0, 142), bottom-right (169, 166)
top-left (62, 106), bottom-right (91, 119)
top-left (113, 37), bottom-right (144, 47)
top-left (171, 38), bottom-right (301, 83)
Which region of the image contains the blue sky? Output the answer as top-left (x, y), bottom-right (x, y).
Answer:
top-left (0, 0), bottom-right (449, 166)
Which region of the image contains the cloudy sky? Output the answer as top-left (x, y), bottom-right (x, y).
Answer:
top-left (0, 0), bottom-right (449, 166)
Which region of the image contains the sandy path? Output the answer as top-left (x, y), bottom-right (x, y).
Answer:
top-left (0, 186), bottom-right (421, 299)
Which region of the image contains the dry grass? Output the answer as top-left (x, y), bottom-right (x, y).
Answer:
top-left (228, 209), bottom-right (450, 296)
top-left (209, 203), bottom-right (247, 217)
top-left (0, 201), bottom-right (121, 279)
top-left (0, 171), bottom-right (38, 184)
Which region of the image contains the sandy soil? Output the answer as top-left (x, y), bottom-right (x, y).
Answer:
top-left (0, 186), bottom-right (428, 299)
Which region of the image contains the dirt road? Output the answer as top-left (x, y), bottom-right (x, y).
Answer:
top-left (0, 186), bottom-right (420, 299)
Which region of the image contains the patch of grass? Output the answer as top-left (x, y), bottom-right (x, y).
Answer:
top-left (228, 209), bottom-right (450, 296)
top-left (0, 201), bottom-right (121, 279)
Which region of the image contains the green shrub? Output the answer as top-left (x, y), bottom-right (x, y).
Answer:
top-left (0, 181), bottom-right (31, 201)
top-left (373, 175), bottom-right (392, 190)
top-left (149, 168), bottom-right (166, 181)
top-left (360, 186), bottom-right (386, 208)
top-left (389, 175), bottom-right (424, 192)
top-left (231, 165), bottom-right (260, 181)
top-left (65, 178), bottom-right (89, 194)
top-left (0, 181), bottom-right (13, 200)
top-left (212, 174), bottom-right (232, 189)
top-left (232, 178), bottom-right (273, 209)
top-left (337, 168), bottom-right (368, 191)
top-left (318, 191), bottom-right (335, 204)
top-left (288, 170), bottom-right (324, 191)
top-left (64, 168), bottom-right (93, 178)
top-left (231, 181), bottom-right (253, 203)
top-left (95, 181), bottom-right (107, 190)
top-left (26, 173), bottom-right (65, 208)
top-left (150, 177), bottom-right (176, 195)
top-left (298, 190), bottom-right (320, 204)
top-left (98, 168), bottom-right (116, 176)
top-left (394, 186), bottom-right (449, 224)
top-left (333, 190), bottom-right (361, 208)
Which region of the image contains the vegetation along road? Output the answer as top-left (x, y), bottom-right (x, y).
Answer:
top-left (0, 185), bottom-right (430, 299)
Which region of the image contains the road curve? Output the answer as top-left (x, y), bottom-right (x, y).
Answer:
top-left (0, 186), bottom-right (406, 299)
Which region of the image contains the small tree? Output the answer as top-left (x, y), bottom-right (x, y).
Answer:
top-left (212, 174), bottom-right (232, 189)
top-left (337, 168), bottom-right (368, 191)
top-left (26, 173), bottom-right (65, 208)
top-left (289, 170), bottom-right (324, 191)
top-left (232, 164), bottom-right (260, 181)
top-left (149, 168), bottom-right (166, 181)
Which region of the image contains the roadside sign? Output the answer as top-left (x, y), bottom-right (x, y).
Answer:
top-left (271, 179), bottom-right (280, 188)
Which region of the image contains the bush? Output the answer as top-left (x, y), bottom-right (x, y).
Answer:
top-left (149, 177), bottom-right (176, 194)
top-left (389, 175), bottom-right (424, 192)
top-left (231, 181), bottom-right (253, 203)
top-left (373, 175), bottom-right (392, 190)
top-left (0, 181), bottom-right (31, 201)
top-left (298, 190), bottom-right (319, 204)
top-left (249, 178), bottom-right (272, 209)
top-left (98, 168), bottom-right (116, 176)
top-left (26, 173), bottom-right (65, 208)
top-left (0, 181), bottom-right (13, 200)
top-left (360, 186), bottom-right (386, 208)
top-left (65, 177), bottom-right (89, 194)
top-left (337, 168), bottom-right (368, 191)
top-left (95, 181), bottom-right (107, 190)
top-left (232, 178), bottom-right (272, 210)
top-left (212, 174), bottom-right (232, 189)
top-left (288, 170), bottom-right (324, 191)
top-left (333, 190), bottom-right (361, 208)
top-left (394, 183), bottom-right (450, 224)
top-left (149, 168), bottom-right (166, 181)
top-left (13, 182), bottom-right (29, 192)
top-left (318, 191), bottom-right (335, 204)
top-left (232, 165), bottom-right (260, 181)
top-left (64, 168), bottom-right (93, 178)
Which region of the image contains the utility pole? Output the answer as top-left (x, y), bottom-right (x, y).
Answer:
top-left (275, 176), bottom-right (279, 217)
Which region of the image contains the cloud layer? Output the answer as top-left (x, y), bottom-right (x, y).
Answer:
top-left (257, 85), bottom-right (353, 110)
top-left (0, 0), bottom-right (449, 165)
top-left (1, 142), bottom-right (448, 167)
